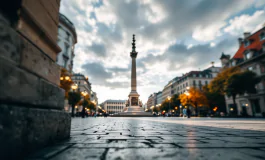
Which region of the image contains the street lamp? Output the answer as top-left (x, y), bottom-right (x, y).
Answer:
top-left (179, 105), bottom-right (182, 116)
top-left (81, 91), bottom-right (88, 97)
top-left (167, 96), bottom-right (171, 114)
top-left (71, 83), bottom-right (78, 92)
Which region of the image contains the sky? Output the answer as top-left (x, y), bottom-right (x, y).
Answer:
top-left (60, 0), bottom-right (265, 104)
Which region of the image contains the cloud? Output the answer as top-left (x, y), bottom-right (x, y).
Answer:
top-left (224, 10), bottom-right (265, 36)
top-left (60, 0), bottom-right (263, 103)
top-left (82, 62), bottom-right (112, 83)
top-left (192, 22), bottom-right (226, 42)
top-left (88, 42), bottom-right (107, 57)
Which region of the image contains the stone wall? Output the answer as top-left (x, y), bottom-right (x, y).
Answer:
top-left (18, 0), bottom-right (61, 61)
top-left (0, 0), bottom-right (71, 159)
top-left (0, 104), bottom-right (71, 159)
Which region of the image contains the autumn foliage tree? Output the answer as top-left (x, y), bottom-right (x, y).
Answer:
top-left (209, 67), bottom-right (261, 112)
top-left (59, 68), bottom-right (74, 99)
top-left (179, 87), bottom-right (208, 116)
top-left (209, 67), bottom-right (241, 94)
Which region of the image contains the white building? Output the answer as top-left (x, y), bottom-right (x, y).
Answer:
top-left (172, 70), bottom-right (213, 95)
top-left (56, 13), bottom-right (77, 73)
top-left (103, 100), bottom-right (126, 114)
top-left (220, 27), bottom-right (265, 117)
top-left (90, 91), bottom-right (98, 107)
top-left (161, 81), bottom-right (173, 102)
top-left (147, 93), bottom-right (156, 109)
top-left (71, 73), bottom-right (99, 112)
top-left (156, 91), bottom-right (163, 105)
top-left (172, 66), bottom-right (221, 95)
top-left (72, 73), bottom-right (92, 96)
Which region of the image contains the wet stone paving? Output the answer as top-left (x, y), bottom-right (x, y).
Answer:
top-left (28, 117), bottom-right (265, 160)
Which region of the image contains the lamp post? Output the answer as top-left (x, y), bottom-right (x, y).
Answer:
top-left (179, 105), bottom-right (182, 116)
top-left (71, 83), bottom-right (78, 92)
top-left (81, 91), bottom-right (88, 98)
top-left (167, 96), bottom-right (171, 114)
top-left (185, 91), bottom-right (190, 106)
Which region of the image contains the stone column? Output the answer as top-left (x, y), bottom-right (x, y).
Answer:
top-left (131, 57), bottom-right (137, 91)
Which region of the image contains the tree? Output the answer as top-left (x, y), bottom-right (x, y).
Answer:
top-left (209, 66), bottom-right (241, 95)
top-left (161, 99), bottom-right (171, 112)
top-left (179, 87), bottom-right (208, 116)
top-left (59, 68), bottom-right (74, 99)
top-left (225, 70), bottom-right (261, 110)
top-left (68, 92), bottom-right (81, 117)
top-left (87, 101), bottom-right (96, 111)
top-left (153, 106), bottom-right (159, 113)
top-left (171, 94), bottom-right (181, 109)
top-left (159, 94), bottom-right (180, 113)
top-left (202, 85), bottom-right (226, 113)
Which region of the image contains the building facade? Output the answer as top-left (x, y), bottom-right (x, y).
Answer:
top-left (70, 73), bottom-right (99, 112)
top-left (57, 13), bottom-right (77, 73)
top-left (156, 91), bottom-right (163, 105)
top-left (220, 27), bottom-right (265, 117)
top-left (147, 93), bottom-right (156, 109)
top-left (162, 81), bottom-right (173, 102)
top-left (172, 69), bottom-right (216, 95)
top-left (72, 73), bottom-right (92, 96)
top-left (91, 91), bottom-right (98, 107)
top-left (103, 100), bottom-right (126, 114)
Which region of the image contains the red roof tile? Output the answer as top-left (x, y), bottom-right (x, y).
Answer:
top-left (233, 27), bottom-right (265, 59)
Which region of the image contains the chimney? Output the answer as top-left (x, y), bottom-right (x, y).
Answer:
top-left (244, 32), bottom-right (251, 38)
top-left (211, 61), bottom-right (214, 67)
top-left (238, 38), bottom-right (243, 47)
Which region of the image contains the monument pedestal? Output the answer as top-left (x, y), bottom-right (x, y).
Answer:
top-left (115, 106), bottom-right (152, 117)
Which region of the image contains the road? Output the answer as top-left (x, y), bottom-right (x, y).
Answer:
top-left (27, 117), bottom-right (265, 160)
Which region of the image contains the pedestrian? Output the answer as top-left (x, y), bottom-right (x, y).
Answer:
top-left (94, 112), bottom-right (97, 118)
top-left (187, 108), bottom-right (191, 118)
top-left (183, 108), bottom-right (187, 118)
top-left (81, 108), bottom-right (85, 118)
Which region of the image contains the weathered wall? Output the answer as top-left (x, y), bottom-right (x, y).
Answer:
top-left (0, 0), bottom-right (71, 159)
top-left (17, 0), bottom-right (61, 61)
top-left (0, 104), bottom-right (71, 159)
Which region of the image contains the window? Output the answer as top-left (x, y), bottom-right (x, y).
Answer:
top-left (244, 40), bottom-right (250, 47)
top-left (205, 81), bottom-right (208, 85)
top-left (63, 58), bottom-right (67, 68)
top-left (232, 60), bottom-right (236, 66)
top-left (248, 66), bottom-right (253, 71)
top-left (260, 32), bottom-right (265, 40)
top-left (66, 32), bottom-right (70, 41)
top-left (199, 74), bottom-right (202, 78)
top-left (245, 52), bottom-right (252, 59)
top-left (252, 99), bottom-right (261, 113)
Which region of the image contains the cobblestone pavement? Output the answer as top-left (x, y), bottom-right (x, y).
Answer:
top-left (27, 117), bottom-right (265, 160)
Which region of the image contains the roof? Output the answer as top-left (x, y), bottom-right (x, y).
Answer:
top-left (59, 13), bottom-right (77, 43)
top-left (220, 52), bottom-right (230, 59)
top-left (233, 27), bottom-right (265, 59)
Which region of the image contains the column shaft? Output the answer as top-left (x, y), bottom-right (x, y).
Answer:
top-left (131, 58), bottom-right (137, 91)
